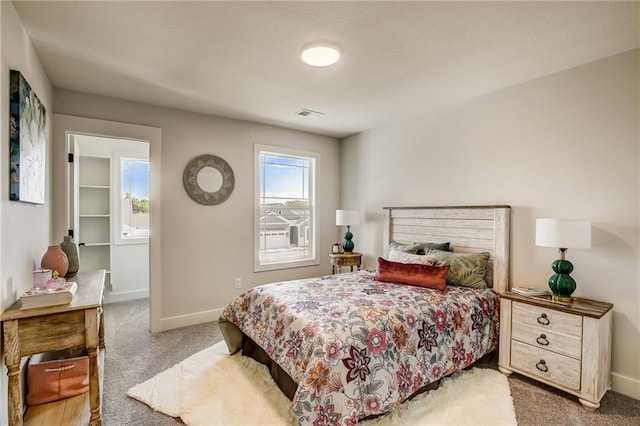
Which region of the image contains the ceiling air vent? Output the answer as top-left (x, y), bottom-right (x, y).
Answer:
top-left (297, 109), bottom-right (325, 117)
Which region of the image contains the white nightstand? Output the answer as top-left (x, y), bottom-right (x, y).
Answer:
top-left (498, 292), bottom-right (613, 411)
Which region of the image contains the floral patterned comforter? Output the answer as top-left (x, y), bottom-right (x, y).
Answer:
top-left (219, 270), bottom-right (500, 426)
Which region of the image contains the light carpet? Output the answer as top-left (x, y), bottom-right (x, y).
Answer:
top-left (127, 341), bottom-right (516, 425)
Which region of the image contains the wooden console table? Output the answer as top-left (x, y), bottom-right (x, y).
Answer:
top-left (1, 269), bottom-right (106, 426)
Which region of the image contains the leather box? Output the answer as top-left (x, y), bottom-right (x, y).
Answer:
top-left (26, 347), bottom-right (89, 406)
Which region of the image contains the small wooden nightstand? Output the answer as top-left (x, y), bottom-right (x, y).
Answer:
top-left (498, 291), bottom-right (613, 411)
top-left (329, 252), bottom-right (363, 274)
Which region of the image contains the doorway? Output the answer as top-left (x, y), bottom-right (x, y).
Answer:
top-left (55, 113), bottom-right (162, 332)
top-left (69, 134), bottom-right (150, 303)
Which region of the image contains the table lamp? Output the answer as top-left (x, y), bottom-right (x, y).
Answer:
top-left (535, 218), bottom-right (591, 302)
top-left (336, 210), bottom-right (360, 253)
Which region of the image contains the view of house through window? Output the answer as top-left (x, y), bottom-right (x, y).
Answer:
top-left (255, 145), bottom-right (318, 270)
top-left (121, 159), bottom-right (150, 239)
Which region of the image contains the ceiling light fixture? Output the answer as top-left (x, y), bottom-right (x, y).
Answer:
top-left (300, 44), bottom-right (341, 67)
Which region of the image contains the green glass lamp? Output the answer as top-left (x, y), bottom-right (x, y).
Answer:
top-left (336, 210), bottom-right (360, 253)
top-left (536, 218), bottom-right (591, 302)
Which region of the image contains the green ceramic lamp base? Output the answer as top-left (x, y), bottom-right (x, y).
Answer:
top-left (342, 227), bottom-right (354, 253)
top-left (548, 249), bottom-right (576, 302)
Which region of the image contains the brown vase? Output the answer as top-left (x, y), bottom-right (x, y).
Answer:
top-left (41, 245), bottom-right (69, 279)
top-left (60, 236), bottom-right (79, 277)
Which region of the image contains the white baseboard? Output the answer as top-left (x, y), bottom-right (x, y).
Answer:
top-left (611, 371), bottom-right (640, 400)
top-left (104, 289), bottom-right (149, 304)
top-left (157, 308), bottom-right (224, 332)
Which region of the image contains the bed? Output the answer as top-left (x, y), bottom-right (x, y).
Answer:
top-left (219, 205), bottom-right (510, 425)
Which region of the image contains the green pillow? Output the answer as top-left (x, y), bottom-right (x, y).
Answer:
top-left (425, 250), bottom-right (490, 289)
top-left (388, 241), bottom-right (420, 254)
top-left (416, 242), bottom-right (451, 254)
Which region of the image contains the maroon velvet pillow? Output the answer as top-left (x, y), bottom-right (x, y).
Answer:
top-left (375, 257), bottom-right (450, 290)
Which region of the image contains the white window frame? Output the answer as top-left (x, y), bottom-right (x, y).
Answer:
top-left (254, 144), bottom-right (320, 272)
top-left (113, 152), bottom-right (150, 245)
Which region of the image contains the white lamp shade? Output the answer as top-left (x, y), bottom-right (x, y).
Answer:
top-left (536, 218), bottom-right (591, 249)
top-left (336, 210), bottom-right (360, 226)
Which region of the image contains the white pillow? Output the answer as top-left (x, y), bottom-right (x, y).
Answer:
top-left (387, 249), bottom-right (436, 266)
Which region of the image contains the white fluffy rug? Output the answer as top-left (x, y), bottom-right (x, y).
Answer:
top-left (128, 341), bottom-right (516, 426)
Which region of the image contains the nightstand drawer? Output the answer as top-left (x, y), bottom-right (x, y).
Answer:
top-left (513, 302), bottom-right (582, 338)
top-left (511, 340), bottom-right (581, 390)
top-left (329, 252), bottom-right (363, 274)
top-left (335, 257), bottom-right (360, 267)
top-left (512, 321), bottom-right (581, 359)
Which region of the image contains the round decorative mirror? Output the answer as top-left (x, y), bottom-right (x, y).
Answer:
top-left (197, 167), bottom-right (223, 193)
top-left (183, 154), bottom-right (235, 205)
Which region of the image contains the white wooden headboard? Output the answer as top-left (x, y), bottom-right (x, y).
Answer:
top-left (383, 205), bottom-right (511, 293)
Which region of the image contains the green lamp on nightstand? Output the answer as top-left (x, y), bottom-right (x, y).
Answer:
top-left (336, 210), bottom-right (360, 253)
top-left (536, 218), bottom-right (591, 302)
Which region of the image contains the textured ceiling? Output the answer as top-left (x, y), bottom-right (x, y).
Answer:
top-left (12, 1), bottom-right (640, 138)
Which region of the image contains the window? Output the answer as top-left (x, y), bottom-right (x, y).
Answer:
top-left (115, 157), bottom-right (149, 244)
top-left (254, 145), bottom-right (319, 271)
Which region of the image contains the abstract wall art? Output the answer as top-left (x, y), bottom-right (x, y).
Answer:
top-left (9, 70), bottom-right (47, 204)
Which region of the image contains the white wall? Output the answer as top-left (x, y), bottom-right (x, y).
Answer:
top-left (340, 49), bottom-right (640, 399)
top-left (0, 0), bottom-right (54, 305)
top-left (52, 91), bottom-right (341, 332)
top-left (0, 2), bottom-right (53, 423)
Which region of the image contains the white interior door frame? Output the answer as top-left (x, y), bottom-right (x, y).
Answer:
top-left (71, 135), bottom-right (151, 303)
top-left (53, 114), bottom-right (162, 333)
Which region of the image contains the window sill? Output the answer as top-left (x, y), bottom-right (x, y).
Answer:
top-left (254, 259), bottom-right (319, 272)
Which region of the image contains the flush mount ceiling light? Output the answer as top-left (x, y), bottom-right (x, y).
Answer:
top-left (300, 44), bottom-right (341, 67)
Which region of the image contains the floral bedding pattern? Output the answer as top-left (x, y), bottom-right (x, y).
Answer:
top-left (220, 270), bottom-right (500, 426)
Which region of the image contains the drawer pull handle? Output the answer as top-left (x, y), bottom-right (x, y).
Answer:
top-left (537, 313), bottom-right (550, 325)
top-left (536, 360), bottom-right (549, 373)
top-left (536, 334), bottom-right (549, 346)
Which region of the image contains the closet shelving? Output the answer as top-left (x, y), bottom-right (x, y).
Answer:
top-left (77, 156), bottom-right (111, 280)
